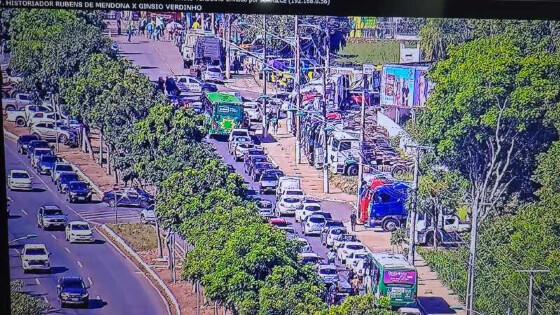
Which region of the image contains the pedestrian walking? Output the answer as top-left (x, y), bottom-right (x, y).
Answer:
top-left (126, 20), bottom-right (133, 42)
top-left (271, 116), bottom-right (279, 134)
top-left (350, 212), bottom-right (357, 232)
top-left (116, 18), bottom-right (122, 35)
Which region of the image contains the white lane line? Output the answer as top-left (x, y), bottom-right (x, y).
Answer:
top-left (77, 261), bottom-right (83, 268)
top-left (13, 249), bottom-right (20, 255)
top-left (35, 278), bottom-right (40, 285)
top-left (21, 209), bottom-right (28, 215)
top-left (43, 296), bottom-right (48, 303)
top-left (87, 277), bottom-right (93, 286)
top-left (64, 247), bottom-right (70, 253)
top-left (51, 234), bottom-right (58, 240)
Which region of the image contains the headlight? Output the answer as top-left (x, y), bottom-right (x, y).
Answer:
top-left (61, 293), bottom-right (70, 298)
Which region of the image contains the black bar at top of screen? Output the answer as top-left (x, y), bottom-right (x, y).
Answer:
top-left (1, 0), bottom-right (560, 20)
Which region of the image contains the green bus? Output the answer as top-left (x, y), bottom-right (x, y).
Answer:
top-left (202, 92), bottom-right (246, 136)
top-left (364, 253), bottom-right (418, 308)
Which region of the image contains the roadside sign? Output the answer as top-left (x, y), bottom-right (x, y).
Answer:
top-left (363, 64), bottom-right (374, 75)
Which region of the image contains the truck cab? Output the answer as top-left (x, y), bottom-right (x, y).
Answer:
top-left (326, 131), bottom-right (361, 176)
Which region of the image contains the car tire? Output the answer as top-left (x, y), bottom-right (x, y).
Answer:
top-left (15, 117), bottom-right (26, 127)
top-left (58, 134), bottom-right (68, 144)
top-left (346, 165), bottom-right (359, 176)
top-left (382, 218), bottom-right (399, 232)
top-left (5, 105), bottom-right (15, 111)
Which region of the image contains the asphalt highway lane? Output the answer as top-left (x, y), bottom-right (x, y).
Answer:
top-left (5, 139), bottom-right (168, 315)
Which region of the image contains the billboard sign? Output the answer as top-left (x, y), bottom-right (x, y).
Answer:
top-left (381, 64), bottom-right (432, 107)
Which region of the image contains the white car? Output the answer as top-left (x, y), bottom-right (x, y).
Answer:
top-left (243, 102), bottom-right (261, 121)
top-left (276, 195), bottom-right (304, 216)
top-left (228, 128), bottom-right (250, 142)
top-left (278, 226), bottom-right (297, 239)
top-left (346, 251), bottom-right (370, 277)
top-left (281, 189), bottom-right (306, 198)
top-left (21, 244), bottom-right (51, 273)
top-left (318, 264), bottom-right (338, 284)
top-left (337, 241), bottom-right (366, 264)
top-left (332, 234), bottom-right (359, 251)
top-left (7, 170), bottom-right (33, 191)
top-left (256, 200), bottom-right (275, 218)
top-left (296, 237), bottom-right (312, 252)
top-left (65, 221), bottom-right (94, 243)
top-left (295, 202), bottom-right (322, 223)
top-left (299, 252), bottom-right (321, 265)
top-left (303, 214), bottom-right (327, 236)
top-left (175, 75), bottom-right (203, 93)
top-left (202, 66), bottom-right (224, 83)
top-left (324, 227), bottom-right (348, 247)
top-left (140, 208), bottom-right (157, 224)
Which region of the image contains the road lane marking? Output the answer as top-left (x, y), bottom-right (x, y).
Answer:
top-left (64, 247), bottom-right (70, 253)
top-left (77, 261), bottom-right (83, 268)
top-left (51, 234), bottom-right (58, 240)
top-left (35, 278), bottom-right (40, 285)
top-left (43, 296), bottom-right (48, 303)
top-left (87, 277), bottom-right (93, 286)
top-left (13, 249), bottom-right (19, 255)
top-left (21, 209), bottom-right (28, 215)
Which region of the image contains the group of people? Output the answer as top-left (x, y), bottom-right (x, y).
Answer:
top-left (115, 16), bottom-right (184, 43)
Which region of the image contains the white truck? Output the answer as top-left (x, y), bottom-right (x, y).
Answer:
top-left (181, 31), bottom-right (222, 69)
top-left (415, 212), bottom-right (471, 246)
top-left (6, 104), bottom-right (54, 127)
top-left (2, 93), bottom-right (35, 111)
top-left (321, 130), bottom-right (361, 176)
top-left (276, 176), bottom-right (302, 197)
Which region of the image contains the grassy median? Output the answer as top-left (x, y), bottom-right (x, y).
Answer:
top-left (108, 223), bottom-right (159, 252)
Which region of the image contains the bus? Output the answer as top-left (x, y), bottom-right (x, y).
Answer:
top-left (364, 253), bottom-right (418, 308)
top-left (203, 92), bottom-right (246, 136)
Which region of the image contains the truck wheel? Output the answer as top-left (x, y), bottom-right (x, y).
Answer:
top-left (5, 105), bottom-right (14, 111)
top-left (346, 165), bottom-right (358, 176)
top-left (382, 218), bottom-right (399, 232)
top-left (15, 117), bottom-right (26, 127)
top-left (58, 134), bottom-right (68, 144)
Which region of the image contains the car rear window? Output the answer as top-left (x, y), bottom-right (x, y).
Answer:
top-left (320, 268), bottom-right (337, 275)
top-left (284, 198), bottom-right (301, 203)
top-left (56, 165), bottom-right (73, 172)
top-left (41, 156), bottom-right (57, 163)
top-left (208, 68), bottom-right (221, 73)
top-left (261, 175), bottom-right (277, 181)
top-left (347, 244), bottom-right (364, 250)
top-left (309, 217), bottom-right (326, 224)
top-left (305, 206), bottom-right (321, 212)
top-left (70, 182), bottom-right (88, 190)
top-left (62, 174), bottom-right (79, 181)
top-left (286, 190), bottom-right (304, 196)
top-left (11, 172), bottom-right (29, 179)
top-left (44, 209), bottom-right (63, 215)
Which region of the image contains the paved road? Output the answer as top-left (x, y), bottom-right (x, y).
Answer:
top-left (5, 139), bottom-right (168, 314)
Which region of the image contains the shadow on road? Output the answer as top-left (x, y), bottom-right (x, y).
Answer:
top-left (50, 266), bottom-right (69, 274)
top-left (90, 239), bottom-right (106, 245)
top-left (140, 66), bottom-right (158, 70)
top-left (8, 214), bottom-right (22, 219)
top-left (88, 298), bottom-right (107, 309)
top-left (32, 187), bottom-right (47, 193)
top-left (418, 296), bottom-right (458, 314)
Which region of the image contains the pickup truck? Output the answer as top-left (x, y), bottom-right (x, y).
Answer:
top-left (6, 104), bottom-right (53, 127)
top-left (415, 213), bottom-right (470, 246)
top-left (2, 93), bottom-right (34, 112)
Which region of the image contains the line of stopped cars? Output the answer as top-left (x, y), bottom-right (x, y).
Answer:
top-left (226, 128), bottom-right (376, 305)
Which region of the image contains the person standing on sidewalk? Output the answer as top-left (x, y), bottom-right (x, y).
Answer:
top-left (271, 115), bottom-right (279, 135)
top-left (126, 20), bottom-right (133, 42)
top-left (350, 212), bottom-right (357, 232)
top-left (116, 18), bottom-right (122, 35)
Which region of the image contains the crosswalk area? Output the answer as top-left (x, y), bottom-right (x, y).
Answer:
top-left (72, 204), bottom-right (141, 225)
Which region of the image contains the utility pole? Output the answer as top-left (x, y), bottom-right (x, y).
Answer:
top-left (262, 14), bottom-right (268, 138)
top-left (516, 269), bottom-right (550, 315)
top-left (322, 16), bottom-right (330, 194)
top-left (405, 144), bottom-right (432, 265)
top-left (53, 94), bottom-right (60, 152)
top-left (465, 201), bottom-right (492, 315)
top-left (225, 14), bottom-right (231, 80)
top-left (357, 73), bottom-right (367, 217)
top-left (196, 280), bottom-right (201, 315)
top-left (154, 185), bottom-right (163, 259)
top-left (294, 16), bottom-right (302, 164)
top-left (211, 13), bottom-right (215, 35)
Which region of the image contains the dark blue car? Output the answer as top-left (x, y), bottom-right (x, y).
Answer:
top-left (57, 276), bottom-right (89, 308)
top-left (26, 140), bottom-right (50, 158)
top-left (36, 154), bottom-right (59, 175)
top-left (102, 187), bottom-right (154, 208)
top-left (65, 181), bottom-right (92, 203)
top-left (56, 172), bottom-right (80, 193)
top-left (17, 134), bottom-right (40, 154)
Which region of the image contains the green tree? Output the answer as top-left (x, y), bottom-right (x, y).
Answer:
top-left (10, 280), bottom-right (50, 315)
top-left (316, 294), bottom-right (394, 315)
top-left (415, 36), bottom-right (560, 222)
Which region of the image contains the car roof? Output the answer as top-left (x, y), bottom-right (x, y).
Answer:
top-left (344, 241), bottom-right (364, 246)
top-left (68, 221), bottom-right (89, 225)
top-left (41, 205), bottom-right (61, 210)
top-left (23, 244), bottom-right (47, 249)
top-left (304, 202), bottom-right (321, 207)
top-left (300, 252), bottom-right (319, 258)
top-left (319, 264), bottom-right (337, 269)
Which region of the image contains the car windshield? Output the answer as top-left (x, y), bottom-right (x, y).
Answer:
top-left (331, 229), bottom-right (345, 235)
top-left (347, 244), bottom-right (364, 250)
top-left (232, 131), bottom-right (247, 137)
top-left (63, 279), bottom-right (85, 289)
top-left (257, 202), bottom-right (272, 209)
top-left (302, 258), bottom-right (319, 264)
top-left (305, 206), bottom-right (321, 211)
top-left (11, 172), bottom-right (29, 179)
top-left (341, 235), bottom-right (356, 242)
top-left (256, 163), bottom-right (273, 169)
top-left (62, 174), bottom-right (79, 182)
top-left (286, 190), bottom-right (304, 195)
top-left (309, 217), bottom-right (326, 224)
top-left (26, 248), bottom-right (46, 255)
top-left (208, 68), bottom-right (221, 73)
top-left (44, 209), bottom-right (63, 215)
top-left (70, 182), bottom-right (88, 190)
top-left (41, 156), bottom-right (57, 163)
top-left (249, 150), bottom-right (265, 155)
top-left (284, 198), bottom-right (301, 203)
top-left (320, 268), bottom-right (337, 275)
top-left (72, 224), bottom-right (90, 231)
top-left (261, 175), bottom-right (277, 181)
top-left (56, 165), bottom-right (73, 172)
top-left (34, 149), bottom-right (50, 155)
top-left (253, 157), bottom-right (267, 163)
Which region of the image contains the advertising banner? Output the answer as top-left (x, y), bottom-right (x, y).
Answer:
top-left (383, 270), bottom-right (417, 285)
top-left (381, 64), bottom-right (431, 108)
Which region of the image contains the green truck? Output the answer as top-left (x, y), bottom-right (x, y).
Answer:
top-left (364, 253), bottom-right (418, 308)
top-left (202, 92), bottom-right (246, 136)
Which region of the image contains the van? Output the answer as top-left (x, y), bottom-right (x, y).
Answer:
top-left (276, 176), bottom-right (302, 197)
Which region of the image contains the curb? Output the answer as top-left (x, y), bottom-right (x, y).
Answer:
top-left (98, 224), bottom-right (181, 315)
top-left (3, 128), bottom-right (18, 141)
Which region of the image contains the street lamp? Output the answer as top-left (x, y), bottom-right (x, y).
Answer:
top-left (9, 234), bottom-right (38, 245)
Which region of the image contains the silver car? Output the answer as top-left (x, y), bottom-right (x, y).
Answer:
top-left (303, 214), bottom-right (327, 236)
